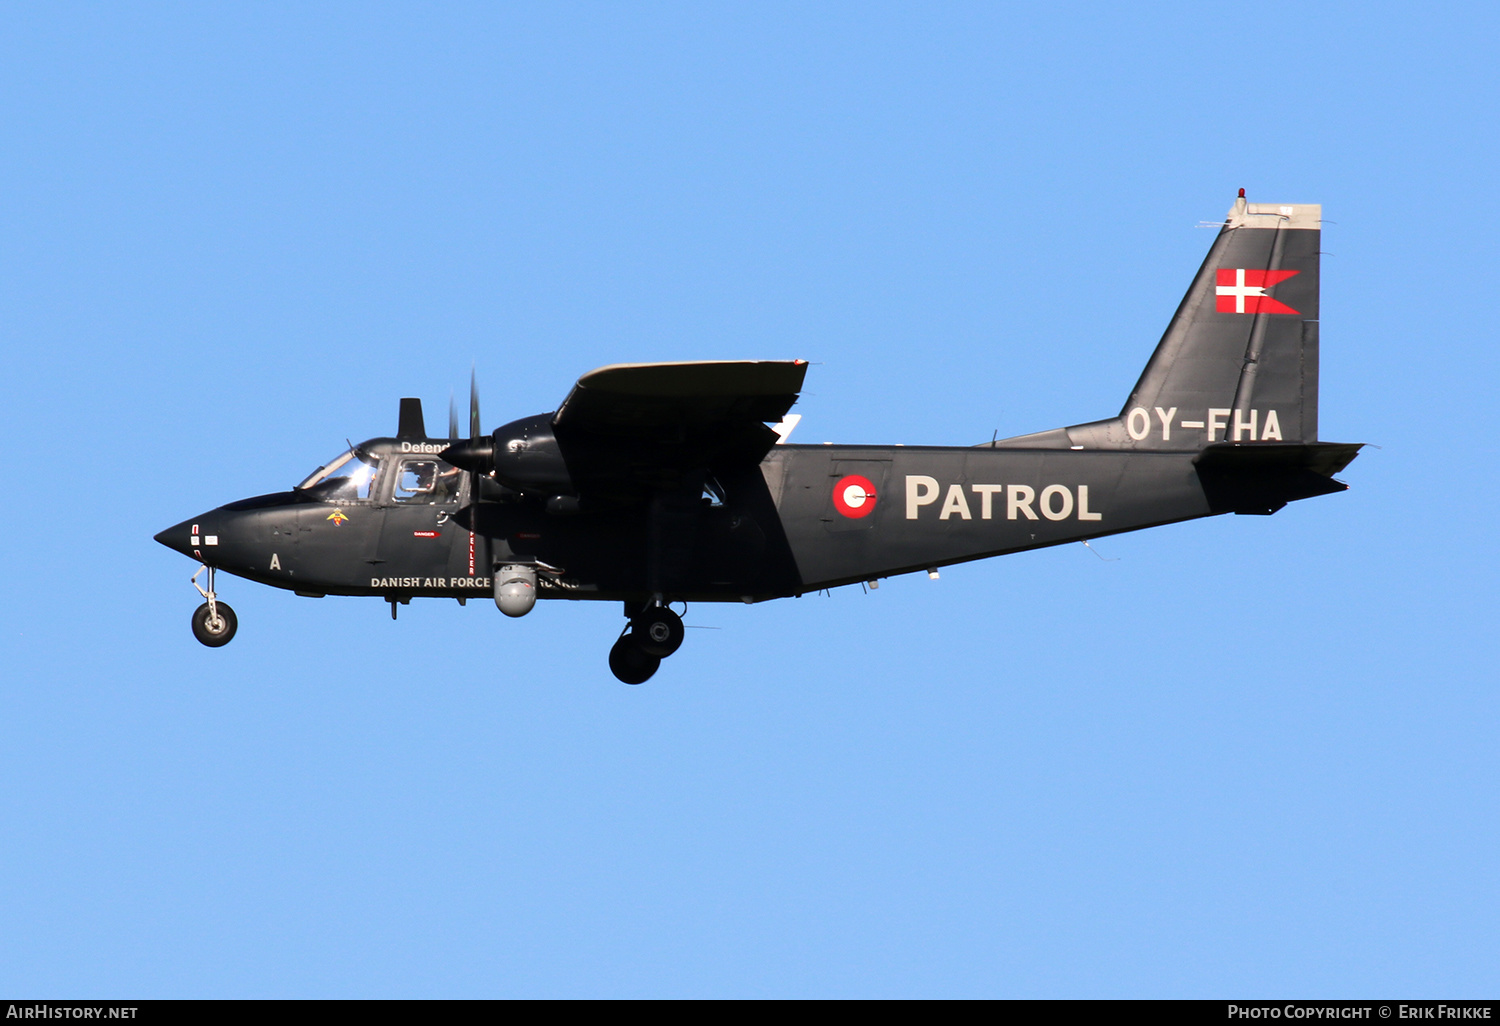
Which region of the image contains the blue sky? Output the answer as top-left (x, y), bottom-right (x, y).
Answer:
top-left (2, 2), bottom-right (1496, 997)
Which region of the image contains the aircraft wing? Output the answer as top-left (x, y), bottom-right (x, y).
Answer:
top-left (555, 360), bottom-right (806, 432)
top-left (552, 360), bottom-right (808, 493)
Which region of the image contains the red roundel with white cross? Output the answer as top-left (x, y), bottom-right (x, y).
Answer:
top-left (832, 474), bottom-right (878, 518)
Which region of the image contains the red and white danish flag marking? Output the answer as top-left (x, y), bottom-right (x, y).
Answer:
top-left (1216, 268), bottom-right (1300, 314)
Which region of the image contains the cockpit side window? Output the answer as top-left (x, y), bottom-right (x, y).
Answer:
top-left (297, 450), bottom-right (383, 501)
top-left (394, 459), bottom-right (462, 505)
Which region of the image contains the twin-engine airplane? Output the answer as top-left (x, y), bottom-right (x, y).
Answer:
top-left (156, 192), bottom-right (1361, 683)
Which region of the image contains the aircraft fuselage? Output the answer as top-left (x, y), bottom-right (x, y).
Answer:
top-left (159, 435), bottom-right (1340, 607)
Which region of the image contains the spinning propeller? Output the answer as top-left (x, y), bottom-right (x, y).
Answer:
top-left (441, 367), bottom-right (494, 507)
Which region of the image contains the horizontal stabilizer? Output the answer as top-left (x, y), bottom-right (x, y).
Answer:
top-left (1194, 441), bottom-right (1361, 515)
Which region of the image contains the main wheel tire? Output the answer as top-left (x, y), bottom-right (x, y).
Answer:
top-left (609, 634), bottom-right (661, 685)
top-left (631, 607), bottom-right (684, 658)
top-left (191, 601), bottom-right (238, 647)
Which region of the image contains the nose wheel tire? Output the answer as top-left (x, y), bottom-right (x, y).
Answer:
top-left (192, 601), bottom-right (238, 647)
top-left (609, 634), bottom-right (661, 685)
top-left (631, 606), bottom-right (684, 658)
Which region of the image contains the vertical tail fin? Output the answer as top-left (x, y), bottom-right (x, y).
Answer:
top-left (1067, 192), bottom-right (1322, 451)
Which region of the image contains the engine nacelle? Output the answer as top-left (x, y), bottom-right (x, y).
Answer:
top-left (490, 414), bottom-right (575, 497)
top-left (439, 413), bottom-right (576, 501)
top-left (494, 565), bottom-right (537, 617)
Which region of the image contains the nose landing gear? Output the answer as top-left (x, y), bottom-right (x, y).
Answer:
top-left (189, 565), bottom-right (238, 647)
top-left (608, 600), bottom-right (687, 684)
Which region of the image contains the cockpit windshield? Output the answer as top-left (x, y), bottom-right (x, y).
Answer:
top-left (296, 449), bottom-right (383, 500)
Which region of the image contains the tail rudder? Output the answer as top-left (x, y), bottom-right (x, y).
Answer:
top-left (1068, 191), bottom-right (1322, 451)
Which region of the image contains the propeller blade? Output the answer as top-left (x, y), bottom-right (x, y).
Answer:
top-left (469, 365), bottom-right (481, 440)
top-left (450, 364), bottom-right (490, 515)
top-left (448, 391), bottom-right (459, 441)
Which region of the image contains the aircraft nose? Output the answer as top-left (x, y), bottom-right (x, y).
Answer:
top-left (154, 516), bottom-right (208, 558)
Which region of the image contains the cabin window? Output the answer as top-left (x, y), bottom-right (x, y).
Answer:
top-left (394, 459), bottom-right (462, 504)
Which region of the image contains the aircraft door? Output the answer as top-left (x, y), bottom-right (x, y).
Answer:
top-left (822, 459), bottom-right (891, 533)
top-left (368, 456), bottom-right (466, 580)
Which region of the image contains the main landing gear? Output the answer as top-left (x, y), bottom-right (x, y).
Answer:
top-left (608, 601), bottom-right (685, 684)
top-left (189, 565), bottom-right (238, 647)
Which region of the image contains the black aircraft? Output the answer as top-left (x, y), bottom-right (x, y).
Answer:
top-left (156, 192), bottom-right (1360, 684)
